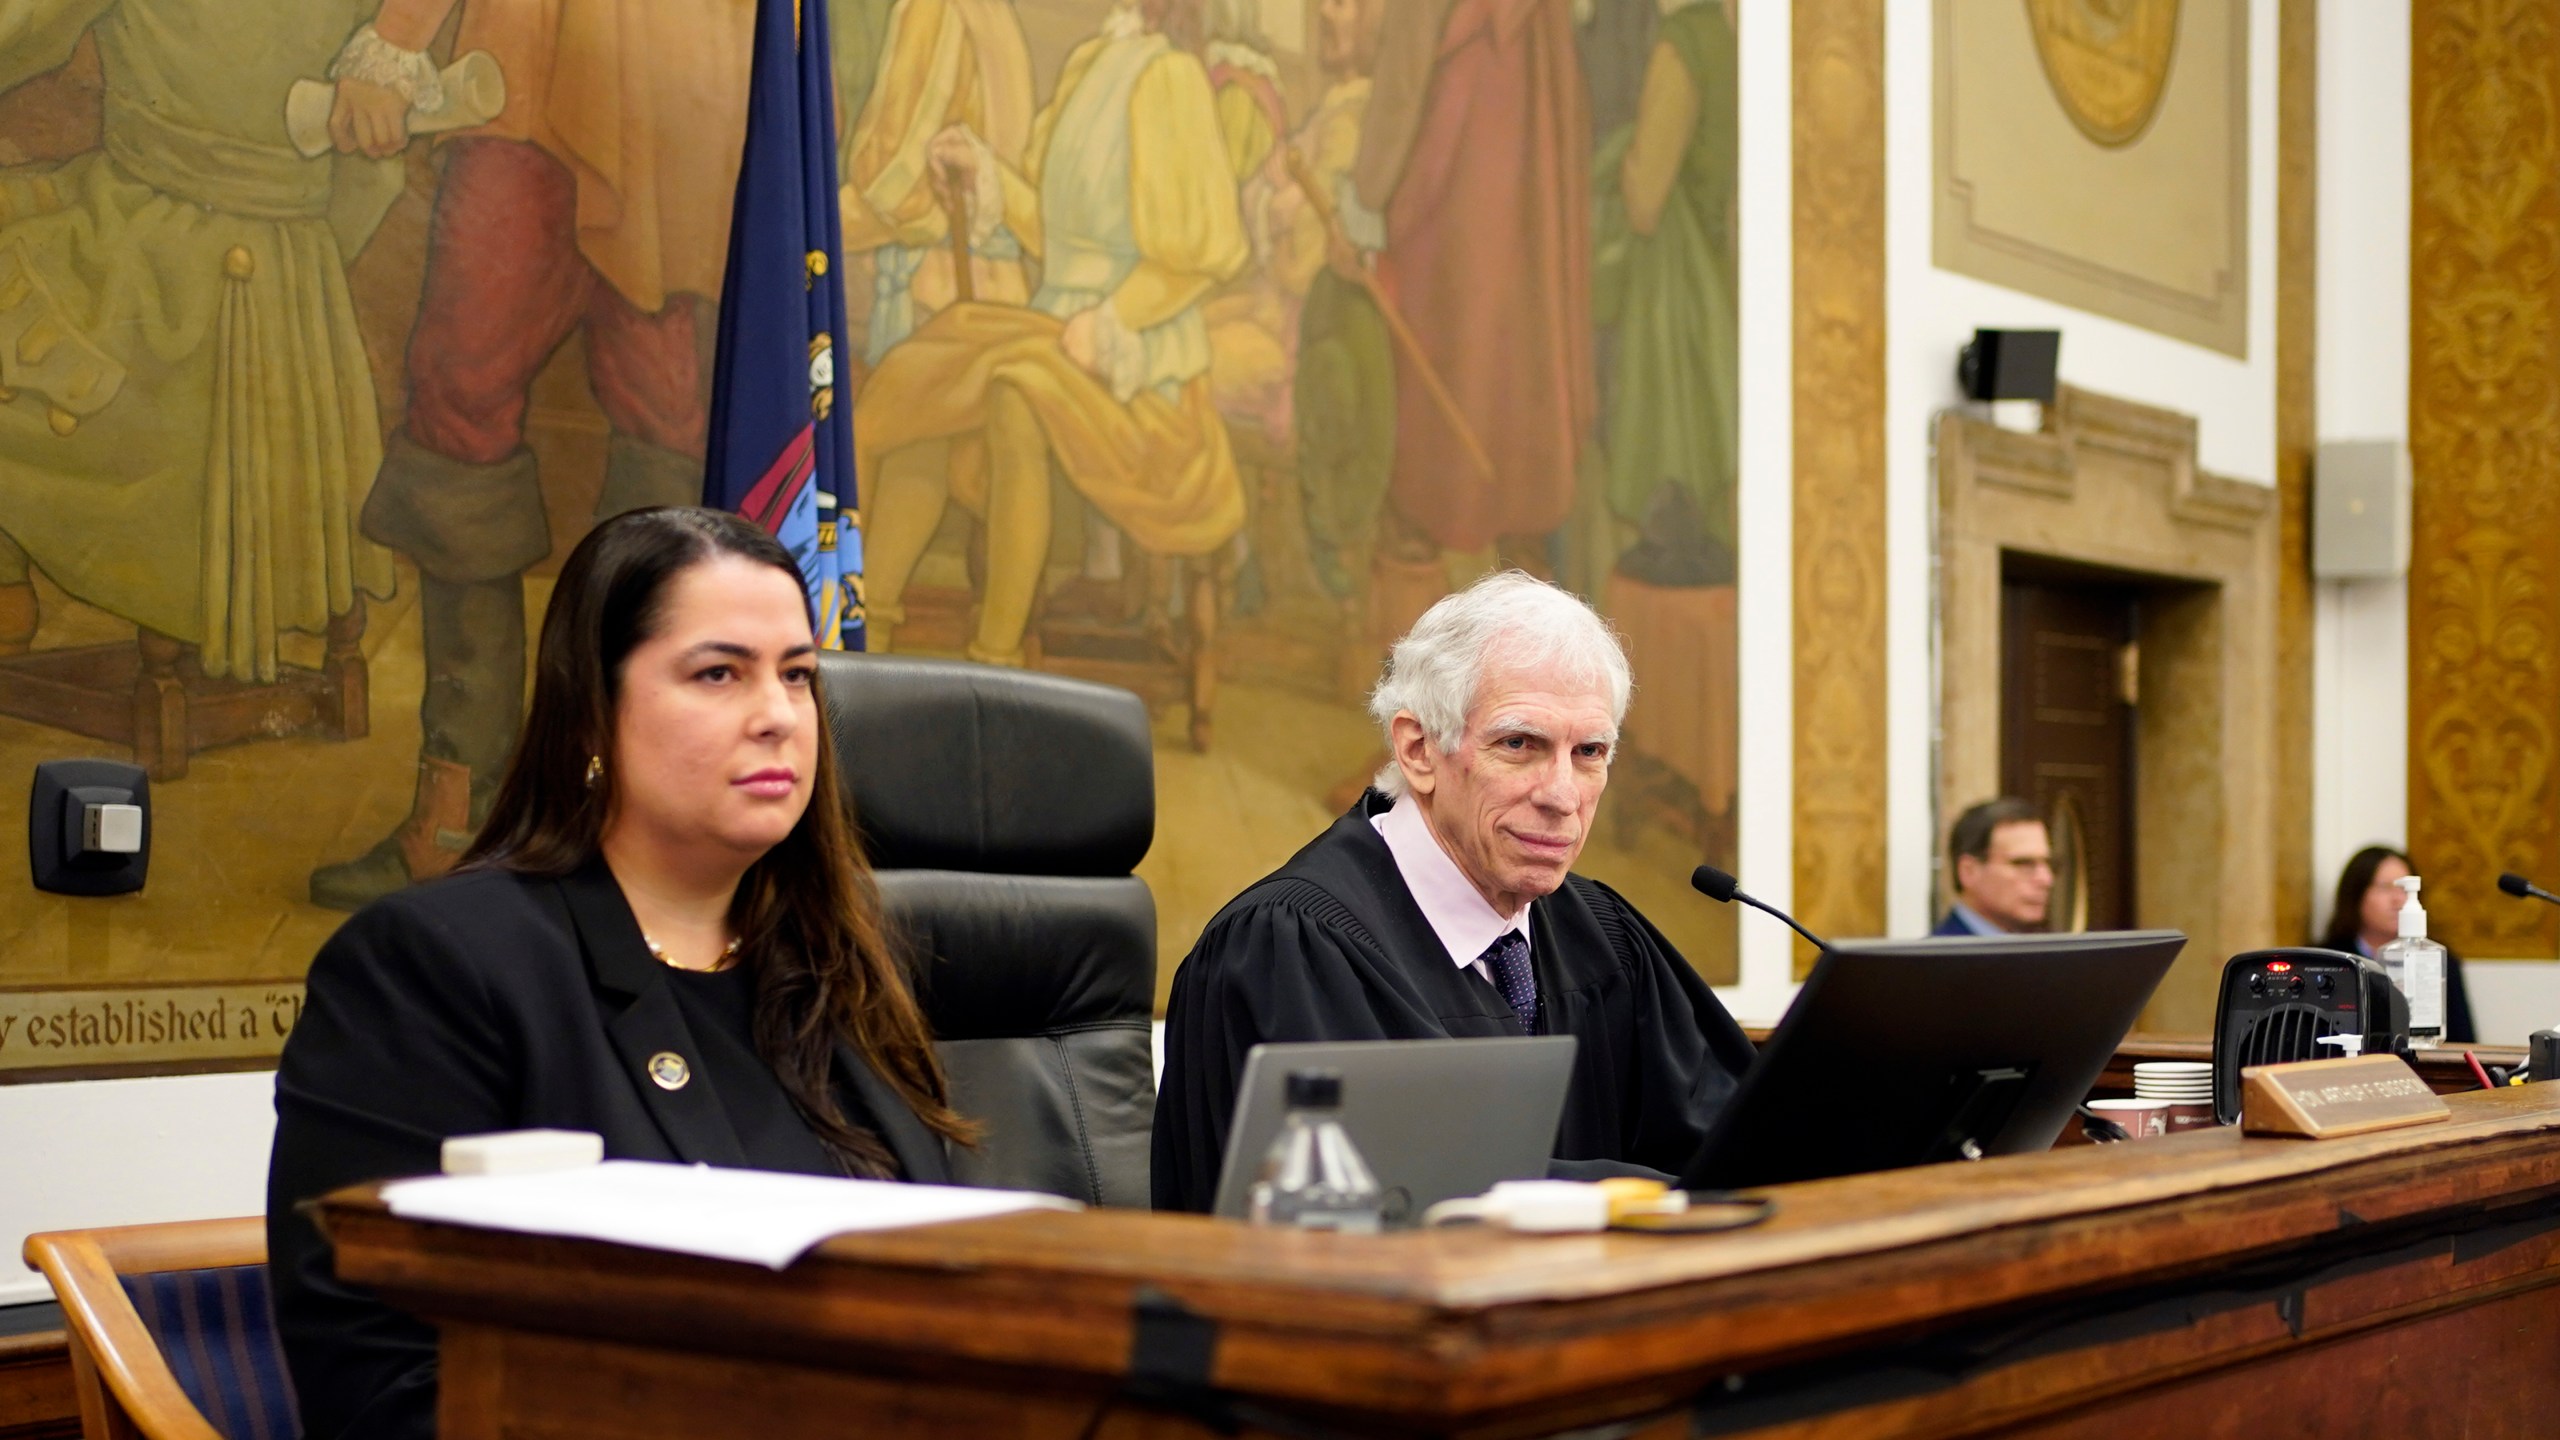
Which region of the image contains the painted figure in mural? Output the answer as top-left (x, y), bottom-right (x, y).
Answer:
top-left (1203, 0), bottom-right (1285, 183)
top-left (830, 0), bottom-right (903, 167)
top-left (1579, 0), bottom-right (1661, 142)
top-left (1576, 0), bottom-right (1656, 439)
top-left (1194, 0), bottom-right (1283, 616)
top-left (840, 0), bottom-right (1035, 362)
top-left (309, 0), bottom-right (753, 910)
top-left (0, 1), bottom-right (400, 678)
top-left (852, 0), bottom-right (1247, 667)
top-left (1597, 0), bottom-right (1736, 577)
top-left (837, 0), bottom-right (1032, 629)
top-left (1203, 0), bottom-right (1398, 460)
top-left (1281, 0), bottom-right (1393, 599)
top-left (1200, 0), bottom-right (1290, 439)
top-left (1344, 0), bottom-right (1596, 572)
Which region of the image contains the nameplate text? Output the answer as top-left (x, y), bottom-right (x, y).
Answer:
top-left (2240, 1054), bottom-right (2452, 1139)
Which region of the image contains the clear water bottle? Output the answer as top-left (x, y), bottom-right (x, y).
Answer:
top-left (1248, 1070), bottom-right (1384, 1233)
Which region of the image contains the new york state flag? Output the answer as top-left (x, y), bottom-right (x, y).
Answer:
top-left (703, 0), bottom-right (862, 648)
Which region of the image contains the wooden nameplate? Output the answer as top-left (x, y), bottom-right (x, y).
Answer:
top-left (2240, 1054), bottom-right (2452, 1139)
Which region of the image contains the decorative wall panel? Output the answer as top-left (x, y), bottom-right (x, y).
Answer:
top-left (2409, 0), bottom-right (2560, 957)
top-left (1793, 0), bottom-right (1888, 973)
top-left (1937, 388), bottom-right (2278, 1031)
top-left (1935, 0), bottom-right (2251, 356)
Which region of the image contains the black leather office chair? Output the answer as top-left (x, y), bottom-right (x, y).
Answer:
top-left (818, 651), bottom-right (1158, 1207)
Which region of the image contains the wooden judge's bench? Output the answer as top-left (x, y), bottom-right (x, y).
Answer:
top-left (316, 1078), bottom-right (2560, 1439)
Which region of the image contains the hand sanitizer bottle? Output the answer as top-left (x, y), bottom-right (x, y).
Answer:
top-left (1248, 1070), bottom-right (1384, 1232)
top-left (2379, 876), bottom-right (2447, 1048)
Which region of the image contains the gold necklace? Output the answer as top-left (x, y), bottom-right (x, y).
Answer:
top-left (643, 933), bottom-right (742, 971)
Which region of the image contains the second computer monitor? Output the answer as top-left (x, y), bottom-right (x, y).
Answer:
top-left (1682, 930), bottom-right (2186, 1190)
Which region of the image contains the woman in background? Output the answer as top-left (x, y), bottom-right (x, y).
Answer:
top-left (2319, 844), bottom-right (2476, 1044)
top-left (268, 508), bottom-right (974, 1440)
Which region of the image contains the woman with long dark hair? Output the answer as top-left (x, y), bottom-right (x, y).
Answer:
top-left (2318, 843), bottom-right (2475, 1044)
top-left (268, 509), bottom-right (973, 1440)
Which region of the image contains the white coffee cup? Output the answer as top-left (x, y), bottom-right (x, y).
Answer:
top-left (2088, 1098), bottom-right (2172, 1140)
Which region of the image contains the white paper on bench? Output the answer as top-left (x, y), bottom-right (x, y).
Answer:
top-left (381, 1159), bottom-right (1078, 1268)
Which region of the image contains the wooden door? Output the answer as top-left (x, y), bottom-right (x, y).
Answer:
top-left (2000, 578), bottom-right (2138, 932)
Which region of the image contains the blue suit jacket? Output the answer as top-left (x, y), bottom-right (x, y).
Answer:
top-left (1931, 909), bottom-right (1975, 937)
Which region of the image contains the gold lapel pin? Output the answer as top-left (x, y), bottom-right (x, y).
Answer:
top-left (646, 1051), bottom-right (691, 1091)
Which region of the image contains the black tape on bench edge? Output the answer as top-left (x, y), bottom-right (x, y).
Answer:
top-left (1128, 1286), bottom-right (1222, 1395)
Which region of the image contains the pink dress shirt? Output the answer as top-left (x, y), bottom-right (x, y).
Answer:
top-left (1370, 797), bottom-right (1532, 985)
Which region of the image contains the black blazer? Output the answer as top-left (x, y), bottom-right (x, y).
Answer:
top-left (267, 861), bottom-right (949, 1440)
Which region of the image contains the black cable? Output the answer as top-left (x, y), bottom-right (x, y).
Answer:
top-left (1735, 891), bottom-right (1828, 953)
top-left (2075, 1104), bottom-right (2130, 1143)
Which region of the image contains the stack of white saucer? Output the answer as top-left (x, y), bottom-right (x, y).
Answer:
top-left (2132, 1061), bottom-right (2217, 1127)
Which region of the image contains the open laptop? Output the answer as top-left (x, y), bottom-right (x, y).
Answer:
top-left (1681, 930), bottom-right (2187, 1190)
top-left (1210, 1036), bottom-right (1577, 1223)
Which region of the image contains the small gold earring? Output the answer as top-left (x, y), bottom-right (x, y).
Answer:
top-left (584, 755), bottom-right (603, 788)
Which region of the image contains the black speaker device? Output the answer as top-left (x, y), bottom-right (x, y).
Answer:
top-left (2210, 947), bottom-right (2409, 1124)
top-left (1955, 328), bottom-right (2061, 403)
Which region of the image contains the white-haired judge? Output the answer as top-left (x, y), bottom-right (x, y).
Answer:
top-left (1152, 572), bottom-right (1755, 1211)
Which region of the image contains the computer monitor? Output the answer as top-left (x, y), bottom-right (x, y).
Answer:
top-left (1681, 930), bottom-right (2186, 1190)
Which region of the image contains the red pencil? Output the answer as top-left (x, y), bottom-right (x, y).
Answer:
top-left (2465, 1050), bottom-right (2497, 1092)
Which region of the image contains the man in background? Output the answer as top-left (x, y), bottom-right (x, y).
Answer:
top-left (1934, 797), bottom-right (2053, 936)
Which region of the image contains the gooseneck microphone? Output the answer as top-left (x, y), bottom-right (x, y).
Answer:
top-left (1690, 865), bottom-right (1831, 952)
top-left (2499, 872), bottom-right (2560, 907)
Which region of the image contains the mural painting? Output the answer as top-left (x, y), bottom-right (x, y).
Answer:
top-left (0, 0), bottom-right (1738, 1079)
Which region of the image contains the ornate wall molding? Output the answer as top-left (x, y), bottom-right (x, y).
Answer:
top-left (1793, 0), bottom-right (1888, 974)
top-left (1937, 386), bottom-right (2279, 1030)
top-left (1935, 0), bottom-right (2251, 356)
top-left (2275, 0), bottom-right (2315, 945)
top-left (2409, 0), bottom-right (2560, 957)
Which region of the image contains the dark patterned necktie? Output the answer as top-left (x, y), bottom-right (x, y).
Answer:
top-left (1480, 931), bottom-right (1537, 1033)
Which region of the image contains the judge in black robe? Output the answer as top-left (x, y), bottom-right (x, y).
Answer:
top-left (1153, 790), bottom-right (1757, 1211)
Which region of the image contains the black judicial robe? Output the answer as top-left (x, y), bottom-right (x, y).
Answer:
top-left (1152, 793), bottom-right (1757, 1212)
top-left (267, 860), bottom-right (949, 1440)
